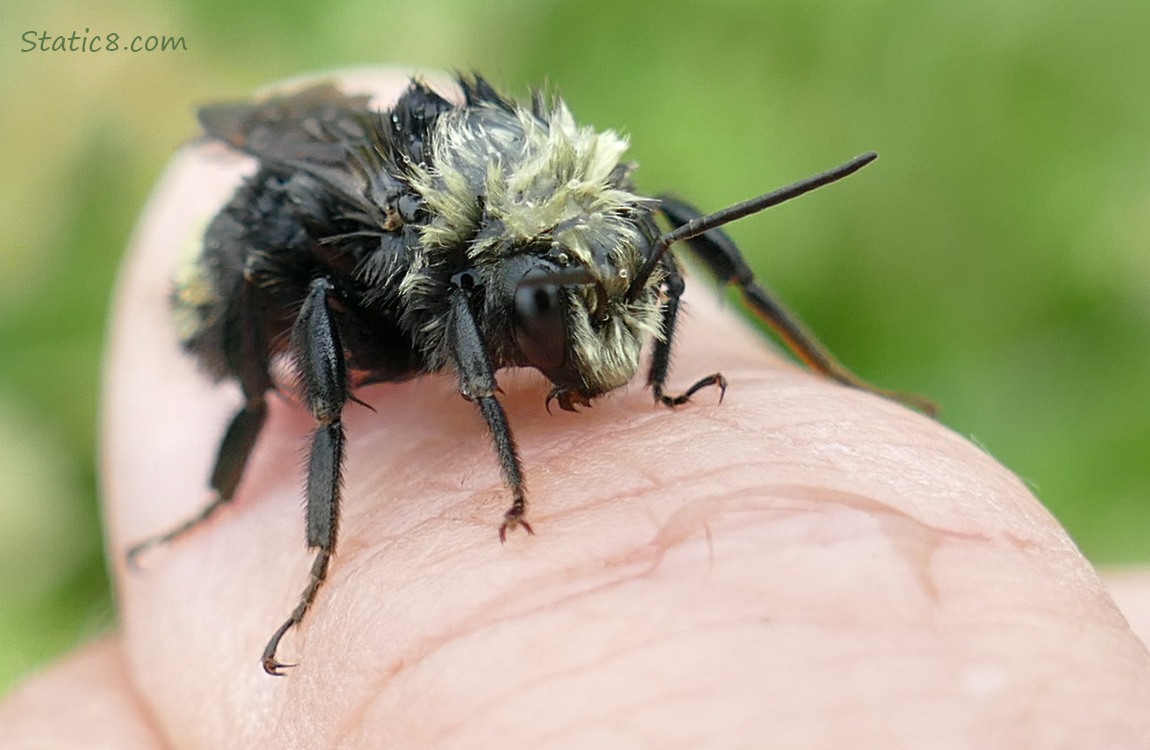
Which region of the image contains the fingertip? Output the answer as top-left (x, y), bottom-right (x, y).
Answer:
top-left (1103, 568), bottom-right (1150, 650)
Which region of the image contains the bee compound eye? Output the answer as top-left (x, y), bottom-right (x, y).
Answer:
top-left (513, 276), bottom-right (568, 370)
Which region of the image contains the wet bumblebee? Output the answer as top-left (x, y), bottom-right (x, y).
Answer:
top-left (129, 74), bottom-right (923, 675)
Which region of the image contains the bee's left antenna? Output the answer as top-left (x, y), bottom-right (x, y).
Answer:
top-left (628, 152), bottom-right (878, 300)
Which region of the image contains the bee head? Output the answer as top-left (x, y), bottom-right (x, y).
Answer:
top-left (406, 87), bottom-right (666, 408)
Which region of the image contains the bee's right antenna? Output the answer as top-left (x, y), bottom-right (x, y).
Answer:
top-left (627, 152), bottom-right (878, 301)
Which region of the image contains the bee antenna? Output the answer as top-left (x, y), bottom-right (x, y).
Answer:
top-left (627, 152), bottom-right (878, 300)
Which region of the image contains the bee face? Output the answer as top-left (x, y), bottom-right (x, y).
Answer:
top-left (492, 218), bottom-right (663, 410)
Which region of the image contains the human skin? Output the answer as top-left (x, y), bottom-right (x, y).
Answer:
top-left (2, 70), bottom-right (1149, 748)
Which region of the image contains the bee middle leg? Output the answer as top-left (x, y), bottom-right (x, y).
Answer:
top-left (262, 277), bottom-right (348, 675)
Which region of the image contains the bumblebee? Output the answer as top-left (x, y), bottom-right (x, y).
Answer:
top-left (129, 74), bottom-right (918, 674)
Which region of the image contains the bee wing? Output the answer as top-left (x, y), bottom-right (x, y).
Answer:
top-left (198, 83), bottom-right (379, 206)
top-left (199, 84), bottom-right (372, 164)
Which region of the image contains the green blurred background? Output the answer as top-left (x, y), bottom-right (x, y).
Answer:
top-left (1, 0), bottom-right (1148, 694)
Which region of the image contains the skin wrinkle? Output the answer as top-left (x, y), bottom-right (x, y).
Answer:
top-left (775, 409), bottom-right (1056, 541)
top-left (348, 515), bottom-right (907, 748)
top-left (431, 617), bottom-right (768, 749)
top-left (322, 482), bottom-right (978, 745)
top-left (393, 561), bottom-right (1025, 745)
top-left (366, 516), bottom-right (661, 672)
top-left (514, 392), bottom-right (1004, 577)
top-left (329, 550), bottom-right (659, 743)
top-left (423, 616), bottom-right (738, 745)
top-left (321, 460), bottom-right (866, 742)
top-left (639, 490), bottom-right (939, 614)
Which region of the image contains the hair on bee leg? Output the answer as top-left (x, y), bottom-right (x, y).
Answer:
top-left (261, 278), bottom-right (349, 674)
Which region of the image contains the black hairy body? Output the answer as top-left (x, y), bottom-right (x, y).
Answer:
top-left (130, 74), bottom-right (915, 675)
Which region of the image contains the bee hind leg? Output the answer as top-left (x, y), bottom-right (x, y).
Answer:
top-left (126, 276), bottom-right (271, 569)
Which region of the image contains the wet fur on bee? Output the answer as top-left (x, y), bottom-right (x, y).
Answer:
top-left (132, 74), bottom-right (909, 675)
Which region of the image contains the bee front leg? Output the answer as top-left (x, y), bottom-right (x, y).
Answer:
top-left (647, 251), bottom-right (727, 408)
top-left (445, 286), bottom-right (532, 541)
top-left (262, 277), bottom-right (348, 676)
top-left (656, 196), bottom-right (933, 414)
top-left (658, 192), bottom-right (855, 381)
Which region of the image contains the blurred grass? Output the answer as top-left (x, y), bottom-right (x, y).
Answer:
top-left (1, 0), bottom-right (1148, 693)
